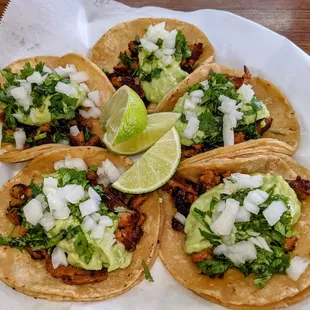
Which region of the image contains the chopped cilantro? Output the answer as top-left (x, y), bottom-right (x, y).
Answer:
top-left (74, 230), bottom-right (94, 264)
top-left (142, 259), bottom-right (154, 282)
top-left (174, 31), bottom-right (192, 61)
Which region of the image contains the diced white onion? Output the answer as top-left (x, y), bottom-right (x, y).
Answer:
top-left (223, 114), bottom-right (234, 146)
top-left (247, 189), bottom-right (269, 204)
top-left (88, 187), bottom-right (101, 202)
top-left (162, 55), bottom-right (172, 66)
top-left (35, 193), bottom-right (48, 209)
top-left (17, 96), bottom-right (32, 111)
top-left (247, 230), bottom-right (260, 237)
top-left (263, 200), bottom-right (287, 226)
top-left (17, 80), bottom-right (32, 94)
top-left (214, 241), bottom-right (257, 265)
top-left (26, 71), bottom-right (44, 85)
top-left (54, 64), bottom-right (76, 77)
top-left (200, 80), bottom-right (209, 90)
top-left (174, 212), bottom-right (186, 225)
top-left (63, 184), bottom-right (85, 204)
top-left (13, 128), bottom-right (26, 150)
top-left (64, 157), bottom-right (88, 171)
top-left (190, 90), bottom-right (204, 98)
top-left (184, 98), bottom-right (196, 110)
top-left (55, 82), bottom-right (78, 97)
top-left (184, 111), bottom-right (197, 121)
top-left (23, 198), bottom-right (44, 225)
top-left (79, 198), bottom-right (100, 217)
top-left (182, 117), bottom-right (200, 139)
top-left (47, 193), bottom-right (71, 219)
top-left (39, 211), bottom-right (56, 231)
top-left (220, 179), bottom-right (239, 195)
top-left (69, 71), bottom-right (89, 84)
top-left (211, 198), bottom-right (240, 236)
top-left (103, 159), bottom-right (122, 183)
top-left (43, 177), bottom-right (58, 196)
top-left (286, 256), bottom-right (310, 281)
top-left (218, 95), bottom-right (238, 114)
top-left (80, 82), bottom-right (90, 92)
top-left (91, 212), bottom-right (101, 222)
top-left (69, 125), bottom-right (80, 137)
top-left (100, 232), bottom-right (116, 251)
top-left (79, 107), bottom-right (101, 119)
top-left (162, 48), bottom-right (175, 56)
top-left (190, 96), bottom-right (202, 104)
top-left (154, 49), bottom-right (163, 58)
top-left (140, 39), bottom-right (159, 52)
top-left (58, 139), bottom-right (70, 145)
top-left (10, 86), bottom-right (28, 100)
top-left (243, 197), bottom-right (260, 215)
top-left (81, 215), bottom-right (96, 233)
top-left (91, 224), bottom-right (105, 239)
top-left (43, 65), bottom-right (53, 73)
top-left (237, 84), bottom-right (255, 102)
top-left (230, 173), bottom-right (264, 189)
top-left (51, 247), bottom-right (68, 269)
top-left (235, 206), bottom-right (251, 222)
top-left (88, 90), bottom-right (101, 106)
top-left (249, 236), bottom-right (272, 252)
top-left (82, 98), bottom-right (95, 108)
top-left (216, 200), bottom-right (226, 212)
top-left (162, 29), bottom-right (177, 49)
top-left (99, 215), bottom-right (113, 227)
top-left (54, 159), bottom-right (66, 170)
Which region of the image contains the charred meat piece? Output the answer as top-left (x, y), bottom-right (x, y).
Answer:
top-left (85, 135), bottom-right (103, 147)
top-left (181, 144), bottom-right (203, 160)
top-left (288, 176), bottom-right (310, 200)
top-left (46, 255), bottom-right (108, 285)
top-left (68, 131), bottom-right (85, 146)
top-left (115, 226), bottom-right (143, 252)
top-left (227, 65), bottom-right (252, 89)
top-left (234, 132), bottom-right (246, 144)
top-left (181, 43), bottom-right (204, 74)
top-left (38, 123), bottom-right (51, 132)
top-left (75, 115), bottom-right (93, 131)
top-left (128, 194), bottom-right (148, 210)
top-left (6, 208), bottom-right (21, 225)
top-left (282, 236), bottom-right (299, 253)
top-left (171, 217), bottom-right (184, 232)
top-left (25, 247), bottom-right (47, 260)
top-left (167, 177), bottom-right (198, 196)
top-left (0, 109), bottom-right (5, 123)
top-left (118, 211), bottom-right (139, 228)
top-left (86, 170), bottom-right (99, 186)
top-left (128, 40), bottom-right (139, 57)
top-left (198, 170), bottom-right (231, 192)
top-left (191, 248), bottom-right (213, 263)
top-left (101, 186), bottom-right (127, 210)
top-left (10, 184), bottom-right (27, 199)
top-left (257, 117), bottom-right (273, 136)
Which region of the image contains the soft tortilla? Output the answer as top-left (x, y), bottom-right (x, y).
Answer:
top-left (0, 147), bottom-right (161, 301)
top-left (90, 18), bottom-right (215, 72)
top-left (159, 153), bottom-right (310, 308)
top-left (0, 53), bottom-right (115, 163)
top-left (155, 63), bottom-right (300, 151)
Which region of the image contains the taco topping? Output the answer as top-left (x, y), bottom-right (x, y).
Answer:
top-left (0, 158), bottom-right (147, 285)
top-left (0, 62), bottom-right (103, 150)
top-left (106, 22), bottom-right (204, 105)
top-left (173, 67), bottom-right (272, 159)
top-left (168, 172), bottom-right (310, 287)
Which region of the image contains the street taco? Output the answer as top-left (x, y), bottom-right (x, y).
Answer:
top-left (155, 63), bottom-right (300, 160)
top-left (90, 18), bottom-right (215, 109)
top-left (0, 53), bottom-right (115, 163)
top-left (0, 147), bottom-right (161, 301)
top-left (160, 154), bottom-right (310, 309)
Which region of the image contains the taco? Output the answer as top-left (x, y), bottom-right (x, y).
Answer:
top-left (90, 18), bottom-right (215, 109)
top-left (160, 153), bottom-right (310, 309)
top-left (154, 63), bottom-right (300, 160)
top-left (0, 53), bottom-right (115, 163)
top-left (0, 147), bottom-right (161, 301)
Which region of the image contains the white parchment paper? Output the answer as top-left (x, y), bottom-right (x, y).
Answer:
top-left (0, 1), bottom-right (310, 309)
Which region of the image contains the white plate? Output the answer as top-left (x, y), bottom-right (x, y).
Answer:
top-left (0, 1), bottom-right (310, 309)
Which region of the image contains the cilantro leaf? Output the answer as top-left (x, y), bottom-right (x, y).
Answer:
top-left (174, 31), bottom-right (192, 61)
top-left (74, 230), bottom-right (94, 264)
top-left (197, 259), bottom-right (231, 276)
top-left (49, 94), bottom-right (78, 120)
top-left (142, 259), bottom-right (154, 282)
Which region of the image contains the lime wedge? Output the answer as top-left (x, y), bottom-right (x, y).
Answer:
top-left (112, 127), bottom-right (181, 194)
top-left (103, 112), bottom-right (181, 155)
top-left (101, 85), bottom-right (147, 145)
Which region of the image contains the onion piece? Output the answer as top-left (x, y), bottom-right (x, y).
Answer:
top-left (88, 90), bottom-right (100, 106)
top-left (43, 65), bottom-right (53, 73)
top-left (200, 80), bottom-right (209, 90)
top-left (55, 82), bottom-right (78, 96)
top-left (162, 55), bottom-right (172, 66)
top-left (99, 215), bottom-right (113, 227)
top-left (184, 98), bottom-right (196, 110)
top-left (162, 48), bottom-right (175, 55)
top-left (79, 107), bottom-right (101, 119)
top-left (247, 189), bottom-right (269, 204)
top-left (88, 187), bottom-right (101, 202)
top-left (13, 128), bottom-right (26, 150)
top-left (230, 173), bottom-right (264, 189)
top-left (140, 39), bottom-right (159, 52)
top-left (91, 212), bottom-right (101, 222)
top-left (182, 117), bottom-right (200, 139)
top-left (17, 80), bottom-right (32, 93)
top-left (80, 82), bottom-right (90, 92)
top-left (35, 194), bottom-right (48, 209)
top-left (82, 98), bottom-right (95, 108)
top-left (220, 179), bottom-right (239, 195)
top-left (54, 64), bottom-right (76, 77)
top-left (263, 200), bottom-right (287, 226)
top-left (223, 114), bottom-right (234, 146)
top-left (69, 71), bottom-right (89, 84)
top-left (174, 212), bottom-right (186, 225)
top-left (190, 90), bottom-right (204, 98)
top-left (235, 206), bottom-right (251, 222)
top-left (243, 197), bottom-right (260, 214)
top-left (286, 256), bottom-right (310, 281)
top-left (69, 125), bottom-right (80, 137)
top-left (47, 193), bottom-right (71, 219)
top-left (218, 95), bottom-right (238, 114)
top-left (216, 200), bottom-right (226, 212)
top-left (58, 139), bottom-right (70, 145)
top-left (249, 236), bottom-right (272, 252)
top-left (103, 159), bottom-right (122, 183)
top-left (54, 159), bottom-right (66, 170)
top-left (26, 71), bottom-right (44, 85)
top-left (10, 86), bottom-right (28, 100)
top-left (214, 241), bottom-right (257, 265)
top-left (51, 247), bottom-right (68, 269)
top-left (211, 199), bottom-right (240, 235)
top-left (64, 157), bottom-right (88, 171)
top-left (79, 199), bottom-right (100, 217)
top-left (81, 215), bottom-right (96, 233)
top-left (63, 184), bottom-right (85, 204)
top-left (91, 224), bottom-right (105, 239)
top-left (43, 177), bottom-right (58, 195)
top-left (237, 84), bottom-right (255, 102)
top-left (23, 198), bottom-right (44, 225)
top-left (39, 211), bottom-right (56, 231)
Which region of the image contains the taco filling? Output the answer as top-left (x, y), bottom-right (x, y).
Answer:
top-left (165, 171), bottom-right (310, 288)
top-left (0, 62), bottom-right (104, 150)
top-left (173, 67), bottom-right (273, 159)
top-left (0, 157), bottom-right (147, 285)
top-left (106, 22), bottom-right (204, 105)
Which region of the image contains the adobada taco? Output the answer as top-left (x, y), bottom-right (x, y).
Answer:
top-left (155, 63), bottom-right (300, 160)
top-left (90, 18), bottom-right (215, 109)
top-left (0, 53), bottom-right (115, 163)
top-left (160, 153), bottom-right (310, 309)
top-left (0, 147), bottom-right (161, 301)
